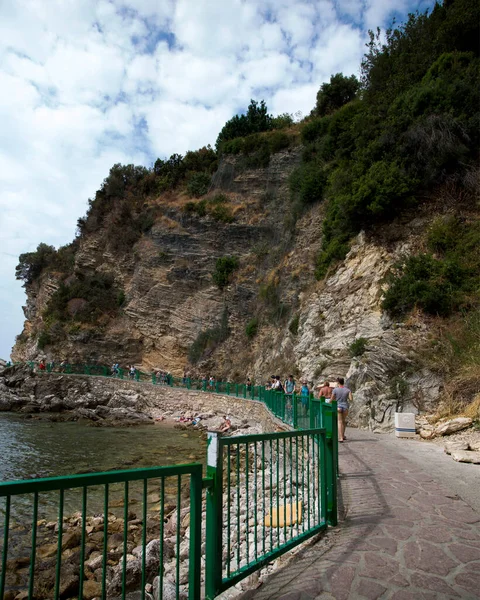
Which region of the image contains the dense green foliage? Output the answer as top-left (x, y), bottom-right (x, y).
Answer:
top-left (288, 0), bottom-right (480, 279)
top-left (187, 172), bottom-right (211, 197)
top-left (349, 337), bottom-right (368, 357)
top-left (382, 218), bottom-right (480, 317)
top-left (16, 244), bottom-right (58, 284)
top-left (245, 317), bottom-right (259, 339)
top-left (16, 242), bottom-right (78, 285)
top-left (313, 73), bottom-right (360, 117)
top-left (44, 272), bottom-right (122, 323)
top-left (216, 100), bottom-right (273, 150)
top-left (212, 256), bottom-right (239, 289)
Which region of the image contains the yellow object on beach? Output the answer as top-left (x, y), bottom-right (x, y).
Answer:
top-left (264, 501), bottom-right (303, 527)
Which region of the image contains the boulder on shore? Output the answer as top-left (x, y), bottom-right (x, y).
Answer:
top-left (450, 450), bottom-right (480, 464)
top-left (434, 417), bottom-right (472, 436)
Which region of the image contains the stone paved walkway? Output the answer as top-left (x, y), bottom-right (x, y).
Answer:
top-left (240, 429), bottom-right (480, 600)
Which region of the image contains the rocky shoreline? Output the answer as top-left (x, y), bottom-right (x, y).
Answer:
top-left (0, 366), bottom-right (266, 435)
top-left (3, 432), bottom-right (320, 600)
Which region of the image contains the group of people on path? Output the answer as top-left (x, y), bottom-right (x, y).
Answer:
top-left (263, 374), bottom-right (352, 443)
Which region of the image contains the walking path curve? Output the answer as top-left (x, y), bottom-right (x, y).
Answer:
top-left (240, 429), bottom-right (480, 600)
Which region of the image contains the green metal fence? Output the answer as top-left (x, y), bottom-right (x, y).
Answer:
top-left (0, 464), bottom-right (202, 600)
top-left (204, 421), bottom-right (336, 598)
top-left (4, 364), bottom-right (339, 597)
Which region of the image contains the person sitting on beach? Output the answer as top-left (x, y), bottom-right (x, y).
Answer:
top-left (219, 416), bottom-right (231, 433)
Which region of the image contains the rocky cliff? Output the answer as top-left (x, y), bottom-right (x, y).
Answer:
top-left (12, 143), bottom-right (461, 431)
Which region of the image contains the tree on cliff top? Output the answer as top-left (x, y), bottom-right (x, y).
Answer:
top-left (16, 243), bottom-right (56, 285)
top-left (313, 73), bottom-right (360, 117)
top-left (216, 99), bottom-right (273, 150)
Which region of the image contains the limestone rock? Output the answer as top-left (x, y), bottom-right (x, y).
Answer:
top-left (153, 576), bottom-right (186, 600)
top-left (435, 417), bottom-right (473, 436)
top-left (469, 439), bottom-right (480, 452)
top-left (450, 450), bottom-right (480, 464)
top-left (82, 580), bottom-right (102, 600)
top-left (444, 441), bottom-right (469, 454)
top-left (419, 426), bottom-right (436, 440)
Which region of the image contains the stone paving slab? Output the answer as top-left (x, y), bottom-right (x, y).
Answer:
top-left (240, 429), bottom-right (480, 600)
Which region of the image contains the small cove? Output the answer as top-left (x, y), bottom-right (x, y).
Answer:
top-left (0, 413), bottom-right (206, 521)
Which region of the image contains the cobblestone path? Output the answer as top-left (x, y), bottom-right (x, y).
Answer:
top-left (241, 429), bottom-right (480, 600)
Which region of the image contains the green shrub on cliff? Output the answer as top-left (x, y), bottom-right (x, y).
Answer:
top-left (16, 243), bottom-right (57, 284)
top-left (44, 272), bottom-right (121, 323)
top-left (213, 256), bottom-right (239, 289)
top-left (184, 195), bottom-right (233, 223)
top-left (382, 218), bottom-right (480, 318)
top-left (189, 308), bottom-right (230, 364)
top-left (291, 1), bottom-right (480, 279)
top-left (187, 172), bottom-right (211, 197)
top-left (37, 331), bottom-right (52, 350)
top-left (245, 317), bottom-right (259, 339)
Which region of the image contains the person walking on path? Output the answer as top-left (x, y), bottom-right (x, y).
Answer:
top-left (331, 377), bottom-right (352, 442)
top-left (317, 379), bottom-right (333, 401)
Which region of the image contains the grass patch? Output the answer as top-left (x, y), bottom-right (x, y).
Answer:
top-left (245, 317), bottom-right (259, 339)
top-left (382, 218), bottom-right (480, 318)
top-left (348, 337), bottom-right (368, 357)
top-left (183, 195), bottom-right (234, 223)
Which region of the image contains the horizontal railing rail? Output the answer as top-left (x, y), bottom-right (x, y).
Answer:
top-left (205, 427), bottom-right (330, 597)
top-left (17, 362), bottom-right (329, 427)
top-left (3, 363), bottom-right (339, 598)
top-left (0, 464), bottom-right (203, 600)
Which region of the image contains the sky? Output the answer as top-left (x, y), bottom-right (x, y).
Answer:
top-left (0, 0), bottom-right (435, 360)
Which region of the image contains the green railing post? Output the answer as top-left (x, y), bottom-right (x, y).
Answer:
top-left (235, 383), bottom-right (238, 396)
top-left (151, 373), bottom-right (156, 385)
top-left (188, 467), bottom-right (202, 600)
top-left (205, 432), bottom-right (223, 599)
top-left (323, 401), bottom-right (338, 526)
top-left (293, 393), bottom-right (298, 428)
top-left (187, 377), bottom-right (191, 390)
top-left (226, 382), bottom-right (230, 395)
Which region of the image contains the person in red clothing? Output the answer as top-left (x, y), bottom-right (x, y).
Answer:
top-left (38, 359), bottom-right (46, 371)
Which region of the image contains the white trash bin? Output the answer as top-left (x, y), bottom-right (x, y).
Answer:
top-left (394, 412), bottom-right (416, 438)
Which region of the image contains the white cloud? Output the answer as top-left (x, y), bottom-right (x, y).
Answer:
top-left (0, 0), bottom-right (436, 358)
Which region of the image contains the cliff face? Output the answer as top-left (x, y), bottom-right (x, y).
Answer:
top-left (12, 147), bottom-right (447, 430)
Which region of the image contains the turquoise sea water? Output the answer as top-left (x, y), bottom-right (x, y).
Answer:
top-left (0, 413), bottom-right (206, 520)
